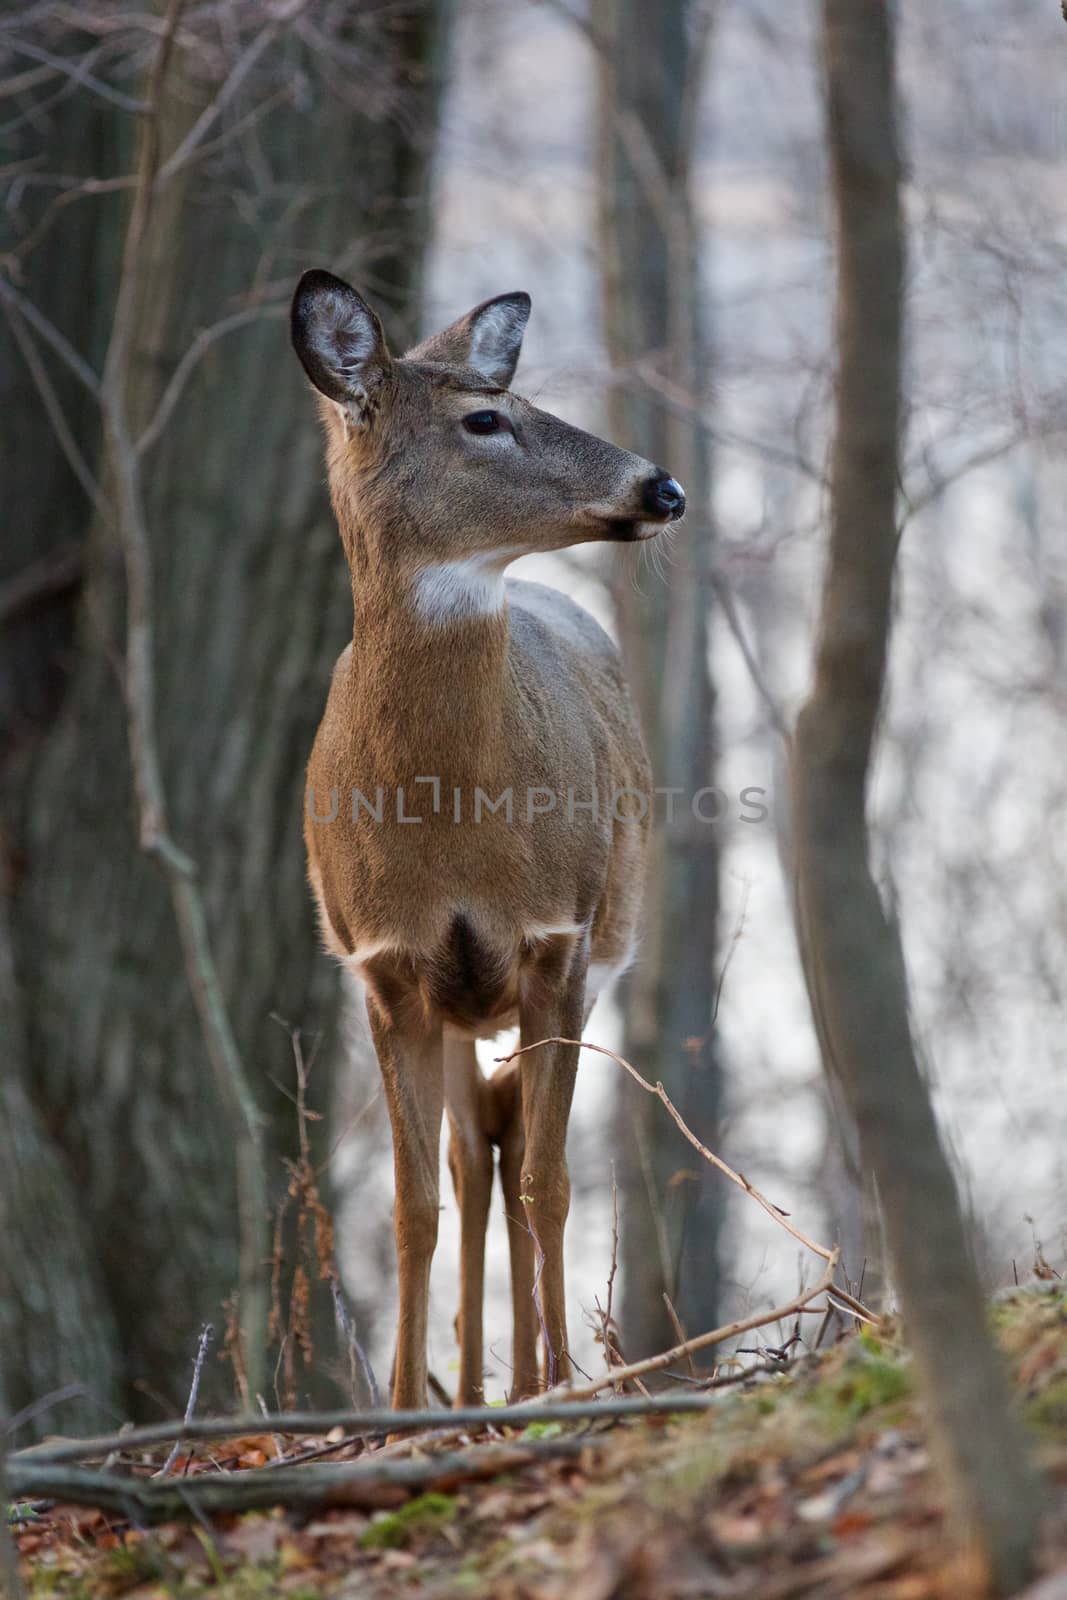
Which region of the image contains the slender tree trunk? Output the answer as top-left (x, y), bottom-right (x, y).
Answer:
top-left (0, 5), bottom-right (450, 1430)
top-left (790, 4), bottom-right (1040, 1591)
top-left (594, 0), bottom-right (722, 1359)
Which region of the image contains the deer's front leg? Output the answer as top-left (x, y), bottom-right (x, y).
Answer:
top-left (367, 998), bottom-right (444, 1411)
top-left (517, 934), bottom-right (588, 1390)
top-left (492, 1062), bottom-right (540, 1401)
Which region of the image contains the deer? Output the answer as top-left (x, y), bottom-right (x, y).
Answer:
top-left (290, 268), bottom-right (685, 1410)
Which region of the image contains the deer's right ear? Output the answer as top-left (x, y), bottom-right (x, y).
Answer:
top-left (290, 269), bottom-right (390, 417)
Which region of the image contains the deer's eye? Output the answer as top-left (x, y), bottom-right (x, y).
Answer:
top-left (463, 410), bottom-right (505, 435)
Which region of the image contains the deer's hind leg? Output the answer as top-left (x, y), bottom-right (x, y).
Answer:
top-left (516, 933), bottom-right (587, 1391)
top-left (444, 1037), bottom-right (494, 1405)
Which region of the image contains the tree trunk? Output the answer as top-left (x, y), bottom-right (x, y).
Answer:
top-left (594, 0), bottom-right (722, 1360)
top-left (0, 5), bottom-right (450, 1431)
top-left (790, 4), bottom-right (1040, 1591)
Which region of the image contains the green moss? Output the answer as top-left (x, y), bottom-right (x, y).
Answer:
top-left (1026, 1373), bottom-right (1067, 1432)
top-left (990, 1286), bottom-right (1067, 1334)
top-left (360, 1491), bottom-right (459, 1550)
top-left (644, 1438), bottom-right (728, 1512)
top-left (448, 1539), bottom-right (515, 1592)
top-left (520, 1420), bottom-right (564, 1440)
top-left (813, 1346), bottom-right (910, 1423)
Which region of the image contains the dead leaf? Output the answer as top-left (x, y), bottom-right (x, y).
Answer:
top-left (380, 1549), bottom-right (418, 1570)
top-left (833, 1509), bottom-right (873, 1538)
top-left (801, 1449), bottom-right (862, 1485)
top-left (303, 1513), bottom-right (370, 1540)
top-left (224, 1516), bottom-right (284, 1563)
top-left (708, 1509), bottom-right (766, 1546)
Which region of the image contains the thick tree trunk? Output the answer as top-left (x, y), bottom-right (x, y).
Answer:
top-left (594, 0), bottom-right (722, 1360)
top-left (0, 6), bottom-right (449, 1430)
top-left (790, 4), bottom-right (1039, 1591)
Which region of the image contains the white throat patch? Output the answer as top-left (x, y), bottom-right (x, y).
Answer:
top-left (412, 553), bottom-right (515, 625)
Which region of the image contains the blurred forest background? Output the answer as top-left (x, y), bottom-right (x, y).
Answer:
top-left (1, 0), bottom-right (1064, 1435)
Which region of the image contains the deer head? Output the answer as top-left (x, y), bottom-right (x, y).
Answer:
top-left (291, 270), bottom-right (685, 615)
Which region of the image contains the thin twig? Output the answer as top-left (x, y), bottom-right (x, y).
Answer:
top-left (2, 36), bottom-right (147, 113)
top-left (593, 1162), bottom-right (627, 1390)
top-left (153, 21), bottom-right (282, 189)
top-left (0, 299), bottom-right (108, 519)
top-left (136, 301), bottom-right (287, 456)
top-left (551, 1251), bottom-right (840, 1402)
top-left (497, 1037), bottom-right (840, 1266)
top-left (157, 1324), bottom-right (213, 1476)
top-left (1, 1384), bottom-right (95, 1442)
top-left (330, 1278), bottom-right (380, 1410)
top-left (710, 882), bottom-right (751, 1034)
top-left (0, 543), bottom-right (83, 626)
top-left (1, 173), bottom-right (137, 268)
top-left (255, 1396), bottom-right (285, 1462)
top-left (709, 569), bottom-right (793, 742)
top-left (662, 1293), bottom-right (695, 1377)
top-left (0, 277), bottom-right (101, 398)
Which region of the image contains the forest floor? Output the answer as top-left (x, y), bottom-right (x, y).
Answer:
top-left (9, 1286), bottom-right (1067, 1600)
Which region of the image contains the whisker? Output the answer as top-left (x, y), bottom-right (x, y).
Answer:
top-left (628, 542), bottom-right (648, 596)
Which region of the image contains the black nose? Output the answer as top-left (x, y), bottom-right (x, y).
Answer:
top-left (642, 472), bottom-right (686, 520)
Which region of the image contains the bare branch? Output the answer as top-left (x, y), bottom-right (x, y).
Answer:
top-left (901, 413), bottom-right (1067, 527)
top-left (2, 174), bottom-right (137, 269)
top-left (0, 62), bottom-right (55, 102)
top-left (0, 276), bottom-right (101, 399)
top-left (153, 21), bottom-right (279, 190)
top-left (709, 569), bottom-right (792, 741)
top-left (2, 36), bottom-right (148, 114)
top-left (0, 298), bottom-right (107, 519)
top-left (137, 300), bottom-right (287, 456)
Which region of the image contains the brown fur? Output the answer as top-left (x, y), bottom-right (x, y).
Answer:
top-left (291, 270), bottom-right (683, 1407)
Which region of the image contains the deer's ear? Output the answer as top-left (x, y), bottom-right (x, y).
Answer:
top-left (291, 269), bottom-right (390, 415)
top-left (410, 292), bottom-right (531, 388)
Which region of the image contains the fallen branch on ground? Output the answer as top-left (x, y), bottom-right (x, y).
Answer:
top-left (6, 1437), bottom-right (595, 1523)
top-left (11, 1394), bottom-right (720, 1467)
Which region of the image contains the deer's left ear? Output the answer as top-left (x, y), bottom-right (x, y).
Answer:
top-left (410, 292), bottom-right (531, 388)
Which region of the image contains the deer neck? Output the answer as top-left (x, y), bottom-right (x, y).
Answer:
top-left (344, 530), bottom-right (513, 772)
